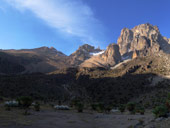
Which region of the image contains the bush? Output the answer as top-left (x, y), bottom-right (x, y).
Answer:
top-left (166, 93), bottom-right (170, 112)
top-left (104, 105), bottom-right (112, 113)
top-left (18, 96), bottom-right (33, 115)
top-left (118, 104), bottom-right (126, 113)
top-left (70, 99), bottom-right (80, 108)
top-left (127, 102), bottom-right (136, 114)
top-left (138, 107), bottom-right (145, 115)
top-left (135, 105), bottom-right (145, 115)
top-left (34, 102), bottom-right (40, 111)
top-left (165, 100), bottom-right (170, 112)
top-left (4, 104), bottom-right (11, 111)
top-left (167, 93), bottom-right (170, 100)
top-left (91, 103), bottom-right (105, 113)
top-left (96, 103), bottom-right (105, 113)
top-left (152, 105), bottom-right (168, 118)
top-left (75, 102), bottom-right (84, 113)
top-left (91, 103), bottom-right (98, 111)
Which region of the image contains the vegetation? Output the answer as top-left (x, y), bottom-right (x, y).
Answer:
top-left (75, 102), bottom-right (84, 113)
top-left (118, 104), bottom-right (126, 113)
top-left (152, 105), bottom-right (168, 118)
top-left (4, 104), bottom-right (11, 111)
top-left (18, 96), bottom-right (33, 115)
top-left (127, 102), bottom-right (136, 114)
top-left (34, 102), bottom-right (40, 112)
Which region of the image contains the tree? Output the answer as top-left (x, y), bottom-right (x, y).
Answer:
top-left (75, 102), bottom-right (84, 113)
top-left (127, 102), bottom-right (136, 114)
top-left (18, 96), bottom-right (33, 115)
top-left (34, 102), bottom-right (40, 112)
top-left (118, 104), bottom-right (126, 113)
top-left (153, 105), bottom-right (168, 118)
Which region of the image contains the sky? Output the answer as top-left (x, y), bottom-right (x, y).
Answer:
top-left (0, 0), bottom-right (169, 55)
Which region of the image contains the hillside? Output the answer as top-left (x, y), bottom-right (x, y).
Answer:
top-left (0, 23), bottom-right (170, 106)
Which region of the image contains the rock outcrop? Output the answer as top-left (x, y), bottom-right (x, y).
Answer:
top-left (118, 23), bottom-right (170, 58)
top-left (69, 44), bottom-right (103, 66)
top-left (80, 44), bottom-right (122, 68)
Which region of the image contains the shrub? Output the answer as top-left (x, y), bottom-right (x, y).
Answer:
top-left (138, 107), bottom-right (145, 115)
top-left (127, 102), bottom-right (136, 114)
top-left (104, 105), bottom-right (112, 113)
top-left (166, 93), bottom-right (170, 112)
top-left (34, 102), bottom-right (40, 111)
top-left (4, 104), bottom-right (11, 111)
top-left (96, 103), bottom-right (104, 113)
top-left (118, 104), bottom-right (126, 113)
top-left (152, 105), bottom-right (168, 118)
top-left (135, 105), bottom-right (145, 115)
top-left (91, 103), bottom-right (98, 111)
top-left (75, 102), bottom-right (84, 113)
top-left (165, 100), bottom-right (170, 112)
top-left (18, 96), bottom-right (33, 115)
top-left (168, 93), bottom-right (170, 100)
top-left (70, 99), bottom-right (80, 108)
top-left (90, 103), bottom-right (105, 113)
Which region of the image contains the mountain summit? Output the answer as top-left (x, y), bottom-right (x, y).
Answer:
top-left (118, 23), bottom-right (170, 59)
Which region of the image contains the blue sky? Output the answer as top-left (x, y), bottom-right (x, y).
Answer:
top-left (0, 0), bottom-right (169, 55)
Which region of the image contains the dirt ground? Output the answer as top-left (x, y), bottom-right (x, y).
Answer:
top-left (0, 106), bottom-right (170, 128)
top-left (0, 109), bottom-right (154, 128)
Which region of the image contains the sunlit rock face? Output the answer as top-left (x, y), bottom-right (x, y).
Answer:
top-left (69, 44), bottom-right (102, 66)
top-left (80, 44), bottom-right (122, 68)
top-left (118, 23), bottom-right (170, 58)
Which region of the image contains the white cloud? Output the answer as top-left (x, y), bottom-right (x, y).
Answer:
top-left (4, 0), bottom-right (106, 46)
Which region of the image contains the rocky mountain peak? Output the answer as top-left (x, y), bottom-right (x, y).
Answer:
top-left (102, 44), bottom-right (121, 64)
top-left (118, 23), bottom-right (170, 58)
top-left (69, 44), bottom-right (103, 66)
top-left (80, 43), bottom-right (121, 68)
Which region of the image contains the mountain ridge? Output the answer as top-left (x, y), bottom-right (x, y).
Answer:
top-left (0, 23), bottom-right (170, 74)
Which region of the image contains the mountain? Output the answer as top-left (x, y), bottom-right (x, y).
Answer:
top-left (69, 44), bottom-right (103, 66)
top-left (118, 23), bottom-right (170, 59)
top-left (80, 44), bottom-right (121, 68)
top-left (0, 47), bottom-right (70, 74)
top-left (1, 23), bottom-right (170, 107)
top-left (0, 45), bottom-right (103, 74)
top-left (1, 23), bottom-right (170, 74)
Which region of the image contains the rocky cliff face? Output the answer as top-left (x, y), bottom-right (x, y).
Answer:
top-left (69, 44), bottom-right (103, 66)
top-left (80, 44), bottom-right (122, 68)
top-left (118, 23), bottom-right (170, 58)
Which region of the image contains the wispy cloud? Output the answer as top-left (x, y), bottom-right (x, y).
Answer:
top-left (4, 0), bottom-right (106, 46)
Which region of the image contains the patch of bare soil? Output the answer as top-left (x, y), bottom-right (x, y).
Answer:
top-left (0, 110), bottom-right (157, 128)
